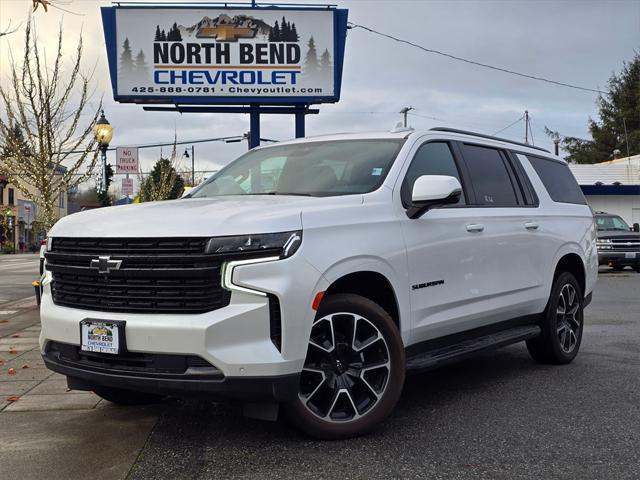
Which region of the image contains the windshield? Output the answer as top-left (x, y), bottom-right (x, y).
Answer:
top-left (595, 215), bottom-right (630, 231)
top-left (191, 139), bottom-right (405, 198)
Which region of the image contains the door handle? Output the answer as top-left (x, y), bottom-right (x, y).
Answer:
top-left (466, 223), bottom-right (485, 233)
top-left (524, 222), bottom-right (539, 230)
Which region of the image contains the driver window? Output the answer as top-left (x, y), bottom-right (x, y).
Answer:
top-left (401, 142), bottom-right (466, 207)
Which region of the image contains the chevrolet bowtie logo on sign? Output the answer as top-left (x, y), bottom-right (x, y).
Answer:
top-left (90, 256), bottom-right (123, 274)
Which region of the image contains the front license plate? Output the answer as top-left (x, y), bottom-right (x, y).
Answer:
top-left (625, 252), bottom-right (637, 259)
top-left (80, 319), bottom-right (125, 354)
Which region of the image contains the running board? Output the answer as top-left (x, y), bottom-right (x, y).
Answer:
top-left (406, 325), bottom-right (541, 372)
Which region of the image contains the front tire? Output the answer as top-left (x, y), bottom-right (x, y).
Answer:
top-left (285, 294), bottom-right (405, 439)
top-left (527, 272), bottom-right (584, 364)
top-left (93, 386), bottom-right (165, 406)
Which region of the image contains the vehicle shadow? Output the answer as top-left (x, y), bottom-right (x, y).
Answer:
top-left (130, 344), bottom-right (561, 479)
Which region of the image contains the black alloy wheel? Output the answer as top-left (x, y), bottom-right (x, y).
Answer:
top-left (286, 294), bottom-right (405, 439)
top-left (527, 271), bottom-right (584, 364)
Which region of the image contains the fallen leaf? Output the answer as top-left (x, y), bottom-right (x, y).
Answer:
top-left (7, 368), bottom-right (16, 376)
top-left (21, 364), bottom-right (29, 369)
top-left (9, 348), bottom-right (18, 355)
top-left (10, 334), bottom-right (20, 338)
top-left (6, 395), bottom-right (20, 402)
top-left (0, 320), bottom-right (9, 324)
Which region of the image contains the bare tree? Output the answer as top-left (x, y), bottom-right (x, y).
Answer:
top-left (0, 20), bottom-right (21, 38)
top-left (0, 20), bottom-right (101, 229)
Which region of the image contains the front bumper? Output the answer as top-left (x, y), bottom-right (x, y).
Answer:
top-left (43, 343), bottom-right (299, 400)
top-left (39, 254), bottom-right (327, 400)
top-left (597, 251), bottom-right (640, 266)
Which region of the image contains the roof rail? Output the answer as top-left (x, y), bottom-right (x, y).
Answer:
top-left (429, 127), bottom-right (550, 153)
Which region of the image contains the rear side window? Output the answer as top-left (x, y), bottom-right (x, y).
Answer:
top-left (459, 144), bottom-right (519, 206)
top-left (526, 155), bottom-right (587, 205)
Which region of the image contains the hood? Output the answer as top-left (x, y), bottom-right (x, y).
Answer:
top-left (50, 195), bottom-right (333, 238)
top-left (597, 230), bottom-right (640, 240)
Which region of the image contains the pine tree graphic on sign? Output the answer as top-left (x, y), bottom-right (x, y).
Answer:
top-left (304, 36), bottom-right (320, 79)
top-left (120, 38), bottom-right (134, 74)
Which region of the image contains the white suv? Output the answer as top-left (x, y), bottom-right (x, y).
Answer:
top-left (40, 127), bottom-right (597, 439)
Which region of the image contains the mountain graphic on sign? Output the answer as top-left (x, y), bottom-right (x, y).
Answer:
top-left (178, 14), bottom-right (272, 42)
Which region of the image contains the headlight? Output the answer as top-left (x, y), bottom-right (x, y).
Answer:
top-left (596, 239), bottom-right (612, 250)
top-left (205, 231), bottom-right (302, 258)
top-left (596, 239), bottom-right (612, 244)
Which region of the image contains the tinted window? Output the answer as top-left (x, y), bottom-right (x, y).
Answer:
top-left (401, 142), bottom-right (465, 206)
top-left (460, 144), bottom-right (518, 206)
top-left (527, 155), bottom-right (587, 205)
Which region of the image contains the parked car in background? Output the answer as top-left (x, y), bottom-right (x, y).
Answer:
top-left (595, 212), bottom-right (640, 272)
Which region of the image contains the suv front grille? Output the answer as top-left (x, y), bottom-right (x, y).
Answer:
top-left (45, 237), bottom-right (232, 314)
top-left (609, 238), bottom-right (640, 251)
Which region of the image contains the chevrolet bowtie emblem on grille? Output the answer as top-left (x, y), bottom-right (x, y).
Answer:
top-left (90, 256), bottom-right (122, 274)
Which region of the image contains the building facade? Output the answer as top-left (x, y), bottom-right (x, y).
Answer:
top-left (569, 154), bottom-right (640, 227)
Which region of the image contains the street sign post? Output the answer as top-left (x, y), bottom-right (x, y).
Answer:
top-left (116, 147), bottom-right (139, 174)
top-left (122, 177), bottom-right (134, 197)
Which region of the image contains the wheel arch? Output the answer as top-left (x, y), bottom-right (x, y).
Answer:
top-left (553, 252), bottom-right (586, 296)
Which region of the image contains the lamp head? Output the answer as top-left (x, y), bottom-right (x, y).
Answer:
top-left (94, 110), bottom-right (113, 146)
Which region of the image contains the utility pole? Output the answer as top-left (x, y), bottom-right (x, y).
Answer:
top-left (399, 106), bottom-right (414, 128)
top-left (623, 117), bottom-right (631, 161)
top-left (183, 146), bottom-right (195, 186)
top-left (524, 110), bottom-right (529, 144)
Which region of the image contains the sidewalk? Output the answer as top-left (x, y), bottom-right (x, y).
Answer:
top-left (0, 302), bottom-right (162, 480)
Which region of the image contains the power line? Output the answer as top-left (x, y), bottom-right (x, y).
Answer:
top-left (348, 22), bottom-right (606, 95)
top-left (493, 115), bottom-right (524, 135)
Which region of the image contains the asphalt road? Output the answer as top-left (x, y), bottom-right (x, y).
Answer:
top-left (129, 270), bottom-right (640, 480)
top-left (0, 254), bottom-right (40, 305)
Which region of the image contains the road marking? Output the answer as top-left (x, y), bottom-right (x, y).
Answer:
top-left (0, 310), bottom-right (18, 315)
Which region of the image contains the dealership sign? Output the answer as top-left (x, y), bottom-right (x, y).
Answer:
top-left (100, 6), bottom-right (348, 105)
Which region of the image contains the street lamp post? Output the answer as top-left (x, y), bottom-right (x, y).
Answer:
top-left (3, 208), bottom-right (13, 253)
top-left (94, 110), bottom-right (114, 194)
top-left (183, 146), bottom-right (195, 186)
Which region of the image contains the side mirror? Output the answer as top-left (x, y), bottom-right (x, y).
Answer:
top-left (407, 175), bottom-right (462, 219)
top-left (633, 223), bottom-right (639, 232)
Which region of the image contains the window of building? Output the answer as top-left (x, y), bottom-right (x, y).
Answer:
top-left (8, 188), bottom-right (14, 206)
top-left (59, 192), bottom-right (65, 209)
top-left (460, 144), bottom-right (519, 206)
top-left (0, 185), bottom-right (4, 204)
top-left (401, 142), bottom-right (466, 207)
top-left (526, 155), bottom-right (587, 205)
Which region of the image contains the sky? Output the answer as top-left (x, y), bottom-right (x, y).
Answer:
top-left (1, 0), bottom-right (639, 190)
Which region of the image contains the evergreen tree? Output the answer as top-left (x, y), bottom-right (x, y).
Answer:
top-left (140, 158), bottom-right (184, 201)
top-left (290, 23), bottom-right (299, 42)
top-left (154, 25), bottom-right (162, 41)
top-left (304, 36), bottom-right (320, 77)
top-left (120, 38), bottom-right (134, 73)
top-left (269, 21), bottom-right (280, 41)
top-left (160, 29), bottom-right (167, 41)
top-left (550, 53), bottom-right (640, 164)
top-left (167, 23), bottom-right (182, 41)
top-left (96, 164), bottom-right (114, 207)
top-left (134, 50), bottom-right (148, 78)
top-left (320, 48), bottom-right (332, 76)
top-left (281, 16), bottom-right (290, 40)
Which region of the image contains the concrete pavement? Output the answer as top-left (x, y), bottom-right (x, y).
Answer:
top-left (0, 305), bottom-right (163, 480)
top-left (0, 253), bottom-right (40, 305)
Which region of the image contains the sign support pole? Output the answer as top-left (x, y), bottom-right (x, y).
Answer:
top-left (295, 106), bottom-right (306, 138)
top-left (249, 104), bottom-right (261, 149)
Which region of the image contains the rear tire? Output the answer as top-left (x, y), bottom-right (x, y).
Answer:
top-left (93, 386), bottom-right (164, 406)
top-left (612, 264), bottom-right (624, 271)
top-left (635, 265), bottom-right (640, 273)
top-left (285, 294), bottom-right (405, 439)
top-left (527, 272), bottom-right (584, 365)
